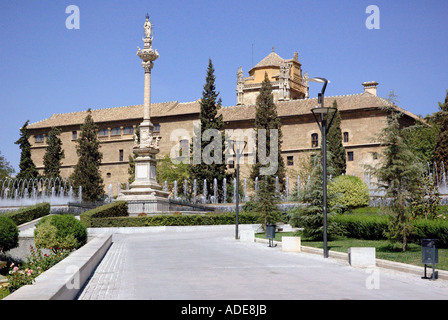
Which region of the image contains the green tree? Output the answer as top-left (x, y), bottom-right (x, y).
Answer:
top-left (368, 107), bottom-right (424, 251)
top-left (402, 122), bottom-right (438, 168)
top-left (157, 154), bottom-right (190, 197)
top-left (71, 109), bottom-right (105, 202)
top-left (288, 153), bottom-right (342, 240)
top-left (432, 90), bottom-right (448, 170)
top-left (327, 100), bottom-right (346, 176)
top-left (15, 120), bottom-right (39, 181)
top-left (43, 127), bottom-right (65, 180)
top-left (250, 73), bottom-right (286, 190)
top-left (251, 176), bottom-right (282, 228)
top-left (189, 59), bottom-right (227, 197)
top-left (0, 151), bottom-right (15, 180)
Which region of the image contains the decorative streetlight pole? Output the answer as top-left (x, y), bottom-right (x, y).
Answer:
top-left (309, 77), bottom-right (336, 258)
top-left (229, 139), bottom-right (247, 240)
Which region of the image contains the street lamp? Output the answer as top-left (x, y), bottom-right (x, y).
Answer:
top-left (229, 139), bottom-right (247, 240)
top-left (309, 77), bottom-right (336, 258)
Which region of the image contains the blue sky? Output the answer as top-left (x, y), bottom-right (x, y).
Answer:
top-left (1, 0), bottom-right (447, 172)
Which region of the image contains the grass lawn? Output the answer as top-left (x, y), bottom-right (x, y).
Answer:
top-left (256, 231), bottom-right (448, 271)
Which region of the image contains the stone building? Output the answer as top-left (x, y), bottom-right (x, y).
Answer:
top-left (27, 50), bottom-right (423, 196)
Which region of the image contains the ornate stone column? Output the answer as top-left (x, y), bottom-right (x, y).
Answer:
top-left (116, 15), bottom-right (169, 213)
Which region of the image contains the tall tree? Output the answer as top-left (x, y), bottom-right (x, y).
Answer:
top-left (327, 100), bottom-right (346, 176)
top-left (0, 151), bottom-right (15, 180)
top-left (189, 59), bottom-right (227, 197)
top-left (288, 152), bottom-right (341, 240)
top-left (71, 109), bottom-right (105, 202)
top-left (432, 90), bottom-right (448, 170)
top-left (15, 120), bottom-right (39, 181)
top-left (250, 73), bottom-right (286, 190)
top-left (43, 127), bottom-right (65, 180)
top-left (368, 107), bottom-right (424, 251)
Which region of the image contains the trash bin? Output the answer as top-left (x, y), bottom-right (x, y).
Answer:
top-left (421, 239), bottom-right (438, 280)
top-left (266, 224), bottom-right (276, 247)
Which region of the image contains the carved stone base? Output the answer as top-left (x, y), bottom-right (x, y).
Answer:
top-left (116, 147), bottom-right (169, 215)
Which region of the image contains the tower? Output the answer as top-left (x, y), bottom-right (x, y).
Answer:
top-left (236, 49), bottom-right (309, 105)
top-left (116, 15), bottom-right (169, 213)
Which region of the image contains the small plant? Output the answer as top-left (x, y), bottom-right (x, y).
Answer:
top-left (6, 246), bottom-right (70, 293)
top-left (138, 212), bottom-right (147, 217)
top-left (34, 215), bottom-right (87, 252)
top-left (0, 216), bottom-right (19, 254)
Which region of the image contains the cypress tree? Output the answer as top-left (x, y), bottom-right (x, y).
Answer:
top-left (43, 127), bottom-right (65, 180)
top-left (250, 73), bottom-right (286, 190)
top-left (189, 59), bottom-right (227, 197)
top-left (71, 109), bottom-right (105, 202)
top-left (327, 100), bottom-right (346, 176)
top-left (369, 107), bottom-right (424, 251)
top-left (433, 90), bottom-right (448, 170)
top-left (15, 120), bottom-right (39, 181)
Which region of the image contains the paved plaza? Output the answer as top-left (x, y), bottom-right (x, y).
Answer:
top-left (77, 228), bottom-right (448, 300)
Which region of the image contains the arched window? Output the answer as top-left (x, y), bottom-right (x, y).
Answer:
top-left (111, 127), bottom-right (121, 136)
top-left (311, 133), bottom-right (319, 148)
top-left (123, 126), bottom-right (134, 135)
top-left (99, 129), bottom-right (108, 137)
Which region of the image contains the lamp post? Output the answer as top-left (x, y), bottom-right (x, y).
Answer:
top-left (309, 77), bottom-right (336, 258)
top-left (230, 139), bottom-right (247, 240)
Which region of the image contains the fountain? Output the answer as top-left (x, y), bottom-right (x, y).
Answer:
top-left (0, 177), bottom-right (82, 211)
top-left (193, 179), bottom-right (197, 203)
top-left (222, 178), bottom-right (227, 203)
top-left (183, 179), bottom-right (188, 200)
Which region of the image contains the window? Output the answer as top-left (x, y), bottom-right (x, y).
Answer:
top-left (287, 156), bottom-right (294, 166)
top-left (372, 152), bottom-right (378, 160)
top-left (35, 134), bottom-right (44, 143)
top-left (343, 132), bottom-right (349, 143)
top-left (179, 139), bottom-right (189, 157)
top-left (111, 127), bottom-right (121, 136)
top-left (72, 131), bottom-right (77, 140)
top-left (123, 126), bottom-right (134, 135)
top-left (119, 150), bottom-right (124, 162)
top-left (153, 124), bottom-right (160, 133)
top-left (228, 160), bottom-right (234, 169)
top-left (311, 133), bottom-right (319, 148)
top-left (347, 151), bottom-right (354, 161)
top-left (99, 128), bottom-right (108, 137)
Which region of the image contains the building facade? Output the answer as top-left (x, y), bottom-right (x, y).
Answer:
top-left (27, 50), bottom-right (423, 196)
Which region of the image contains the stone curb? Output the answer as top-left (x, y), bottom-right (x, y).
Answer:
top-left (254, 237), bottom-right (448, 280)
top-left (3, 233), bottom-right (112, 300)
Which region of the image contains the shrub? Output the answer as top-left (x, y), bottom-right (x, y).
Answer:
top-left (331, 213), bottom-right (389, 240)
top-left (88, 212), bottom-right (261, 228)
top-left (7, 246), bottom-right (70, 293)
top-left (80, 201), bottom-right (128, 227)
top-left (3, 202), bottom-right (50, 226)
top-left (411, 218), bottom-right (448, 248)
top-left (34, 215), bottom-right (87, 251)
top-left (328, 175), bottom-right (370, 209)
top-left (0, 216), bottom-right (19, 253)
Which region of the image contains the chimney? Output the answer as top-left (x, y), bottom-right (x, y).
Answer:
top-left (362, 81), bottom-right (378, 96)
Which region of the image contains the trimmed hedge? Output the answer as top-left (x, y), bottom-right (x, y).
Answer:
top-left (331, 213), bottom-right (448, 248)
top-left (331, 213), bottom-right (389, 240)
top-left (88, 212), bottom-right (262, 228)
top-left (412, 218), bottom-right (448, 248)
top-left (80, 201), bottom-right (128, 227)
top-left (2, 202), bottom-right (50, 226)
